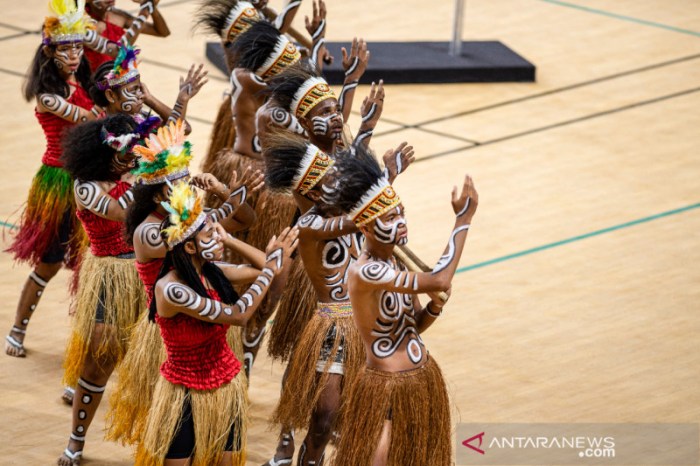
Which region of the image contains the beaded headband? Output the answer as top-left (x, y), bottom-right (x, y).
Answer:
top-left (223, 1), bottom-right (260, 42)
top-left (96, 45), bottom-right (140, 91)
top-left (290, 77), bottom-right (337, 119)
top-left (42, 0), bottom-right (93, 45)
top-left (349, 179), bottom-right (402, 227)
top-left (255, 36), bottom-right (301, 79)
top-left (293, 144), bottom-right (335, 195)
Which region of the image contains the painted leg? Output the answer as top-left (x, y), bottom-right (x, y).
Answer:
top-left (57, 324), bottom-right (117, 465)
top-left (261, 430), bottom-right (295, 466)
top-left (297, 374), bottom-right (342, 466)
top-left (242, 323), bottom-right (267, 378)
top-left (5, 262), bottom-right (61, 357)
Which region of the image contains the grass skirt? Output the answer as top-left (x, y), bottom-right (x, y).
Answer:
top-left (107, 315), bottom-right (246, 446)
top-left (62, 253), bottom-right (147, 387)
top-left (135, 374), bottom-right (248, 466)
top-left (272, 305), bottom-right (364, 432)
top-left (6, 164), bottom-right (86, 269)
top-left (266, 257), bottom-right (317, 362)
top-left (202, 94), bottom-right (236, 178)
top-left (333, 357), bottom-right (452, 466)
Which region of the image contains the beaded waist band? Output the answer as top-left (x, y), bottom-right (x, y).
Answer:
top-left (316, 302), bottom-right (353, 318)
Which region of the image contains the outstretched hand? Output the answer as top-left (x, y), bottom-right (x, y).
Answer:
top-left (382, 141), bottom-right (415, 181)
top-left (265, 227), bottom-right (300, 272)
top-left (451, 175), bottom-right (478, 220)
top-left (341, 38), bottom-right (369, 81)
top-left (305, 0), bottom-right (327, 38)
top-left (360, 80), bottom-right (384, 127)
top-left (231, 165), bottom-right (265, 194)
top-left (178, 64), bottom-right (209, 102)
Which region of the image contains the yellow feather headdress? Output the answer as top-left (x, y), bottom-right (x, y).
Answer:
top-left (133, 120), bottom-right (193, 185)
top-left (161, 182), bottom-right (207, 248)
top-left (43, 0), bottom-right (93, 45)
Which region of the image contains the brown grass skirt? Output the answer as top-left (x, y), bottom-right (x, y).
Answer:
top-left (202, 94), bottom-right (236, 178)
top-left (135, 374), bottom-right (248, 466)
top-left (266, 256), bottom-right (317, 362)
top-left (62, 253), bottom-right (147, 387)
top-left (333, 357), bottom-right (452, 466)
top-left (107, 317), bottom-right (246, 446)
top-left (272, 306), bottom-right (364, 432)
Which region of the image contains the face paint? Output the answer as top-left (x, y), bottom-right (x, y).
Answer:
top-left (311, 114), bottom-right (335, 136)
top-left (117, 82), bottom-right (143, 114)
top-left (53, 43), bottom-right (83, 74)
top-left (197, 227), bottom-right (222, 261)
top-left (373, 207), bottom-right (407, 245)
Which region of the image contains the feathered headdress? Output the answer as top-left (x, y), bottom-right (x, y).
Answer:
top-left (335, 145), bottom-right (402, 227)
top-left (264, 134), bottom-right (335, 196)
top-left (96, 44), bottom-right (140, 90)
top-left (42, 0), bottom-right (94, 45)
top-left (196, 0), bottom-right (260, 44)
top-left (132, 120), bottom-right (192, 185)
top-left (160, 182), bottom-right (207, 248)
top-left (290, 77), bottom-right (336, 119)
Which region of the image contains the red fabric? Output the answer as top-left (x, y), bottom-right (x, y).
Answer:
top-left (85, 7), bottom-right (125, 71)
top-left (36, 83), bottom-right (94, 167)
top-left (76, 181), bottom-right (133, 257)
top-left (135, 258), bottom-right (163, 305)
top-left (156, 287), bottom-right (241, 390)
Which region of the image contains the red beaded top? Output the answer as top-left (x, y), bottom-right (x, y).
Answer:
top-left (84, 7), bottom-right (125, 71)
top-left (135, 258), bottom-right (163, 306)
top-left (76, 181), bottom-right (133, 257)
top-left (35, 83), bottom-right (94, 167)
top-left (156, 288), bottom-right (241, 390)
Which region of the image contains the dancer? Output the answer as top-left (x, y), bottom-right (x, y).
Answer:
top-left (5, 0), bottom-right (100, 359)
top-left (83, 0), bottom-right (170, 70)
top-left (56, 114), bottom-right (147, 465)
top-left (106, 120), bottom-right (262, 446)
top-left (332, 149), bottom-right (478, 466)
top-left (135, 182), bottom-right (298, 465)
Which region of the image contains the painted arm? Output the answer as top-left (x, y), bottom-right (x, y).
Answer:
top-left (355, 175), bottom-right (478, 294)
top-left (74, 180), bottom-right (134, 222)
top-left (382, 142), bottom-right (415, 183)
top-left (296, 212), bottom-right (357, 240)
top-left (37, 93), bottom-right (101, 123)
top-left (156, 227), bottom-right (299, 326)
top-left (338, 38), bottom-right (369, 122)
top-left (305, 0), bottom-right (327, 71)
top-left (166, 64), bottom-right (208, 127)
top-left (133, 221), bottom-right (167, 261)
top-left (273, 0), bottom-right (302, 33)
top-left (354, 80), bottom-right (384, 148)
top-left (83, 29), bottom-right (120, 58)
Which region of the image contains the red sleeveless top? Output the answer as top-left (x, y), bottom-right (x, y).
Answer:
top-left (156, 288), bottom-right (241, 390)
top-left (76, 181), bottom-right (133, 257)
top-left (35, 83), bottom-right (94, 167)
top-left (135, 258), bottom-right (163, 305)
top-left (85, 7), bottom-right (125, 71)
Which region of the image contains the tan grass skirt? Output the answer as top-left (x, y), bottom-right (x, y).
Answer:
top-left (333, 357), bottom-right (452, 466)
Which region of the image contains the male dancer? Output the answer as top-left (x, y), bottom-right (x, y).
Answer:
top-left (333, 149), bottom-right (478, 466)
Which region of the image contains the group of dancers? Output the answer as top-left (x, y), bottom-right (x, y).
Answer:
top-left (5, 0), bottom-right (479, 464)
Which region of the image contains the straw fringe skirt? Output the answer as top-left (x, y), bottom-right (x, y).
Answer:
top-left (62, 253), bottom-right (146, 387)
top-left (333, 357), bottom-right (452, 466)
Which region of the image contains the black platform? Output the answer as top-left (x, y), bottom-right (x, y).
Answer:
top-left (206, 40), bottom-right (535, 84)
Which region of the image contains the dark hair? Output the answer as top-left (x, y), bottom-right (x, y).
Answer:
top-left (148, 225), bottom-right (240, 321)
top-left (88, 60), bottom-right (114, 107)
top-left (334, 144), bottom-right (384, 214)
top-left (194, 0), bottom-right (257, 43)
top-left (232, 20), bottom-right (282, 72)
top-left (23, 43), bottom-right (92, 102)
top-left (263, 132), bottom-right (309, 194)
top-left (125, 183), bottom-right (165, 245)
top-left (266, 62), bottom-right (319, 111)
top-left (61, 113), bottom-right (136, 181)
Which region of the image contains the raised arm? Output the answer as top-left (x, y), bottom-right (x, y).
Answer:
top-left (37, 93), bottom-right (101, 123)
top-left (74, 180), bottom-right (134, 222)
top-left (297, 212), bottom-right (357, 240)
top-left (156, 227), bottom-right (299, 326)
top-left (166, 64), bottom-right (208, 128)
top-left (305, 0), bottom-right (328, 71)
top-left (338, 38), bottom-right (369, 122)
top-left (382, 142), bottom-right (415, 183)
top-left (273, 0), bottom-right (303, 33)
top-left (355, 175), bottom-right (478, 294)
top-left (354, 80), bottom-right (384, 148)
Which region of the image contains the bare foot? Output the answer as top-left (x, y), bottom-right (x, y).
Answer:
top-left (5, 327), bottom-right (26, 358)
top-left (62, 386), bottom-right (75, 406)
top-left (57, 438), bottom-right (83, 465)
top-left (261, 432), bottom-right (294, 466)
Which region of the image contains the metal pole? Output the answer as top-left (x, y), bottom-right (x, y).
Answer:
top-left (449, 0), bottom-right (465, 57)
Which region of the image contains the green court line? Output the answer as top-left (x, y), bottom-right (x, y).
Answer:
top-left (457, 202), bottom-right (700, 273)
top-left (0, 220), bottom-right (17, 230)
top-left (538, 0), bottom-right (700, 38)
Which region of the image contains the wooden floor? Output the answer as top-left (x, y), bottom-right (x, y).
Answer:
top-left (1, 0), bottom-right (699, 464)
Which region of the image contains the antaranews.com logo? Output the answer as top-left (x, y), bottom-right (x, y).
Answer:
top-left (456, 423), bottom-right (699, 465)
